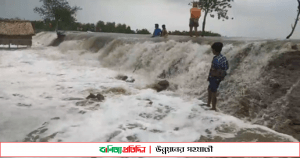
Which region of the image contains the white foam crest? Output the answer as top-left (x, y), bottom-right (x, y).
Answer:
top-left (1, 33), bottom-right (298, 145)
top-left (32, 32), bottom-right (57, 47)
top-left (95, 38), bottom-right (294, 98)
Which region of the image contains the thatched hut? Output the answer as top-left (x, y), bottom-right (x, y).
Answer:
top-left (0, 20), bottom-right (35, 47)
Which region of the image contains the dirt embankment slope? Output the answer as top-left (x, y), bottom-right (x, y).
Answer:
top-left (220, 50), bottom-right (300, 141)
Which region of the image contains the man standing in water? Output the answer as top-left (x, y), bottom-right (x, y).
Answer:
top-left (152, 24), bottom-right (162, 37)
top-left (190, 2), bottom-right (201, 37)
top-left (207, 42), bottom-right (229, 111)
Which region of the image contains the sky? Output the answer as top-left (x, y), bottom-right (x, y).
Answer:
top-left (0, 0), bottom-right (300, 39)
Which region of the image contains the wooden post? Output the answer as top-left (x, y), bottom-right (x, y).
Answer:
top-left (9, 43), bottom-right (10, 49)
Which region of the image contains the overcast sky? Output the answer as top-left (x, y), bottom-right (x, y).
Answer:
top-left (1, 0), bottom-right (300, 39)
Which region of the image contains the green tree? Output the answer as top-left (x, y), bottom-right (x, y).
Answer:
top-left (96, 20), bottom-right (105, 32)
top-left (91, 23), bottom-right (95, 31)
top-left (190, 0), bottom-right (233, 36)
top-left (126, 26), bottom-right (134, 33)
top-left (34, 0), bottom-right (81, 30)
top-left (136, 29), bottom-right (151, 34)
top-left (121, 24), bottom-right (127, 33)
top-left (116, 23), bottom-right (122, 32)
top-left (106, 22), bottom-right (116, 32)
top-left (83, 23), bottom-right (95, 31)
top-left (72, 22), bottom-right (81, 31)
top-left (287, 0), bottom-right (300, 39)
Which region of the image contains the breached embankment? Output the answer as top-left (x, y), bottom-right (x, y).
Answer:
top-left (33, 31), bottom-right (300, 141)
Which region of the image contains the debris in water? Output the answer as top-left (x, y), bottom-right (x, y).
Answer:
top-left (17, 103), bottom-right (32, 107)
top-left (291, 45), bottom-right (298, 50)
top-left (63, 97), bottom-right (84, 101)
top-left (51, 117), bottom-right (60, 120)
top-left (86, 93), bottom-right (105, 102)
top-left (145, 99), bottom-right (153, 105)
top-left (75, 100), bottom-right (95, 106)
top-left (126, 77), bottom-right (135, 83)
top-left (103, 87), bottom-right (127, 95)
top-left (116, 75), bottom-right (135, 83)
top-left (150, 80), bottom-right (170, 92)
top-left (86, 93), bottom-right (96, 99)
top-left (79, 110), bottom-right (86, 114)
top-left (126, 135), bottom-right (139, 142)
top-left (115, 75), bottom-right (128, 81)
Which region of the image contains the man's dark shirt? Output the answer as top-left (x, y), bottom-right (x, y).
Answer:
top-left (209, 53), bottom-right (229, 80)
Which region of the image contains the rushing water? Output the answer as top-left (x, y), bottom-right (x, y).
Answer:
top-left (0, 32), bottom-right (298, 147)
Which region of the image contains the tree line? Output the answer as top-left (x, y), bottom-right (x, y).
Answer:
top-left (31, 0), bottom-right (151, 34)
top-left (31, 0), bottom-right (220, 36)
top-left (30, 19), bottom-right (151, 34)
top-left (30, 19), bottom-right (221, 36)
top-left (3, 0), bottom-right (300, 38)
top-left (95, 21), bottom-right (151, 34)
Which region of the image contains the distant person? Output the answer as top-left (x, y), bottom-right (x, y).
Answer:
top-left (161, 25), bottom-right (168, 38)
top-left (189, 2), bottom-right (201, 37)
top-left (207, 42), bottom-right (229, 111)
top-left (152, 24), bottom-right (162, 37)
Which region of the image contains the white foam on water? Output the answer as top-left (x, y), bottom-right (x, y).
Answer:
top-left (33, 32), bottom-right (58, 46)
top-left (0, 39), bottom-right (297, 145)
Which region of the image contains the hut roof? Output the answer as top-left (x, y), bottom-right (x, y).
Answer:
top-left (0, 20), bottom-right (35, 36)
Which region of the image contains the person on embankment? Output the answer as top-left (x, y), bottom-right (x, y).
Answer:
top-left (161, 25), bottom-right (168, 38)
top-left (152, 24), bottom-right (162, 37)
top-left (189, 2), bottom-right (201, 37)
top-left (207, 42), bottom-right (229, 111)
